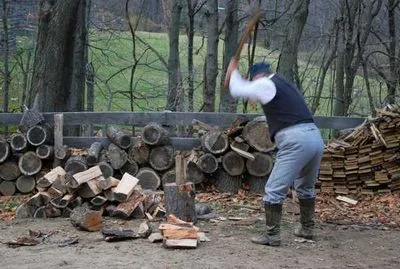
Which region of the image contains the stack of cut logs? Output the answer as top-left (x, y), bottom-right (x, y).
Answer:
top-left (318, 104), bottom-right (400, 196)
top-left (188, 117), bottom-right (275, 194)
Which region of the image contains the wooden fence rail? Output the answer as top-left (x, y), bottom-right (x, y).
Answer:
top-left (0, 112), bottom-right (365, 150)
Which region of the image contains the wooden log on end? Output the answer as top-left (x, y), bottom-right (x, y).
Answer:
top-left (136, 167), bottom-right (161, 191)
top-left (120, 160), bottom-right (139, 176)
top-left (0, 161), bottom-right (21, 181)
top-left (98, 161), bottom-right (114, 178)
top-left (149, 145), bottom-right (174, 171)
top-left (164, 182), bottom-right (197, 223)
top-left (186, 162), bottom-right (205, 184)
top-left (18, 151), bottom-right (42, 176)
top-left (0, 139), bottom-right (10, 163)
top-left (142, 122), bottom-right (170, 146)
top-left (246, 152), bottom-right (273, 177)
top-left (10, 133), bottom-right (28, 152)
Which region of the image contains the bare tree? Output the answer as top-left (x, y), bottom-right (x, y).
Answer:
top-left (166, 0), bottom-right (184, 112)
top-left (1, 0), bottom-right (10, 115)
top-left (203, 0), bottom-right (219, 112)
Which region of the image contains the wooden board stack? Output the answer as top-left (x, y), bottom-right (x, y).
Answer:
top-left (317, 104), bottom-right (400, 196)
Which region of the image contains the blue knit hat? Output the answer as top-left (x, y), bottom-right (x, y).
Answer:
top-left (248, 62), bottom-right (271, 80)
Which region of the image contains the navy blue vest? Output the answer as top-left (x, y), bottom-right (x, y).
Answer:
top-left (261, 74), bottom-right (314, 140)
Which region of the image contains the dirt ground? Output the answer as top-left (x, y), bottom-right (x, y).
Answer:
top-left (1, 197), bottom-right (400, 269)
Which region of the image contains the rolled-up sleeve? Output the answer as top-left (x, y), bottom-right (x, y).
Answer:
top-left (229, 70), bottom-right (276, 105)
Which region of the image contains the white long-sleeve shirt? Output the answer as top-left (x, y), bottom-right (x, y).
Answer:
top-left (229, 70), bottom-right (277, 105)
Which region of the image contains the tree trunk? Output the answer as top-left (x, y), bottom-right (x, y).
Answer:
top-left (277, 0), bottom-right (310, 85)
top-left (203, 0), bottom-right (218, 112)
top-left (219, 0), bottom-right (239, 113)
top-left (30, 0), bottom-right (88, 135)
top-left (2, 0), bottom-right (10, 126)
top-left (166, 0), bottom-right (184, 112)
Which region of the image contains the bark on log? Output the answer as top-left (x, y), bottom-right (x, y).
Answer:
top-left (70, 206), bottom-right (103, 232)
top-left (86, 142), bottom-right (103, 166)
top-left (215, 168), bottom-right (242, 194)
top-left (120, 160), bottom-right (139, 176)
top-left (0, 161), bottom-right (21, 181)
top-left (114, 190), bottom-right (145, 218)
top-left (97, 176), bottom-right (120, 190)
top-left (0, 180), bottom-right (16, 196)
top-left (242, 121), bottom-right (275, 152)
top-left (65, 156), bottom-right (87, 174)
top-left (15, 175), bottom-right (36, 193)
top-left (98, 161), bottom-right (114, 178)
top-left (19, 107), bottom-right (44, 132)
top-left (114, 173), bottom-right (139, 202)
top-left (10, 133), bottom-right (28, 152)
top-left (136, 167), bottom-right (161, 191)
top-left (164, 182), bottom-right (197, 223)
top-left (231, 140), bottom-right (250, 151)
top-left (0, 139), bottom-right (10, 163)
top-left (149, 145), bottom-right (174, 171)
top-left (108, 143), bottom-right (128, 170)
top-left (36, 145), bottom-right (54, 159)
top-left (186, 162), bottom-right (205, 184)
top-left (78, 178), bottom-right (103, 199)
top-left (197, 153), bottom-right (218, 174)
top-left (106, 126), bottom-right (132, 149)
top-left (128, 139), bottom-right (149, 165)
top-left (27, 125), bottom-right (52, 146)
top-left (18, 151), bottom-right (42, 176)
top-left (248, 175), bottom-right (267, 194)
top-left (201, 130), bottom-right (229, 155)
top-left (142, 122), bottom-right (170, 146)
top-left (222, 151), bottom-right (245, 176)
top-left (246, 152), bottom-right (273, 177)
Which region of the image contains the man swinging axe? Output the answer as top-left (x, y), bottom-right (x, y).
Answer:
top-left (224, 41), bottom-right (324, 246)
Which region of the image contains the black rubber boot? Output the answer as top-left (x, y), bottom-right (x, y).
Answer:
top-left (251, 203), bottom-right (282, 246)
top-left (294, 198), bottom-right (315, 240)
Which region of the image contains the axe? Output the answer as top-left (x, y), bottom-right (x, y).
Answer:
top-left (222, 10), bottom-right (263, 93)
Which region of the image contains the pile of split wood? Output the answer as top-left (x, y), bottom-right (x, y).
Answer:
top-left (318, 104), bottom-right (400, 196)
top-left (189, 117), bottom-right (275, 194)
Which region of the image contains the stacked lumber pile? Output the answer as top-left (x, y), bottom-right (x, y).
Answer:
top-left (188, 117), bottom-right (275, 194)
top-left (15, 166), bottom-right (164, 219)
top-left (318, 105), bottom-right (400, 196)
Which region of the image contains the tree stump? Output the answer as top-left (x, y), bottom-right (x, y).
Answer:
top-left (0, 139), bottom-right (10, 163)
top-left (16, 175), bottom-right (36, 193)
top-left (65, 156), bottom-right (87, 174)
top-left (222, 151), bottom-right (245, 176)
top-left (215, 168), bottom-right (242, 194)
top-left (10, 133), bottom-right (28, 152)
top-left (242, 120), bottom-right (275, 152)
top-left (136, 167), bottom-right (161, 191)
top-left (86, 142), bottom-right (103, 166)
top-left (106, 126), bottom-right (132, 149)
top-left (27, 125), bottom-right (52, 146)
top-left (36, 145), bottom-right (54, 159)
top-left (248, 175), bottom-right (267, 194)
top-left (18, 151), bottom-right (42, 176)
top-left (120, 160), bottom-right (139, 176)
top-left (0, 161), bottom-right (21, 181)
top-left (186, 162), bottom-right (205, 184)
top-left (149, 145), bottom-right (174, 171)
top-left (128, 139), bottom-right (149, 165)
top-left (197, 153), bottom-right (218, 174)
top-left (142, 122), bottom-right (170, 146)
top-left (108, 143), bottom-right (128, 170)
top-left (201, 130), bottom-right (229, 155)
top-left (164, 182), bottom-right (197, 223)
top-left (0, 181), bottom-right (16, 196)
top-left (246, 152), bottom-right (273, 177)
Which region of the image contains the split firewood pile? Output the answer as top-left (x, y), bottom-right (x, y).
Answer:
top-left (189, 117), bottom-right (275, 194)
top-left (318, 104), bottom-right (400, 196)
